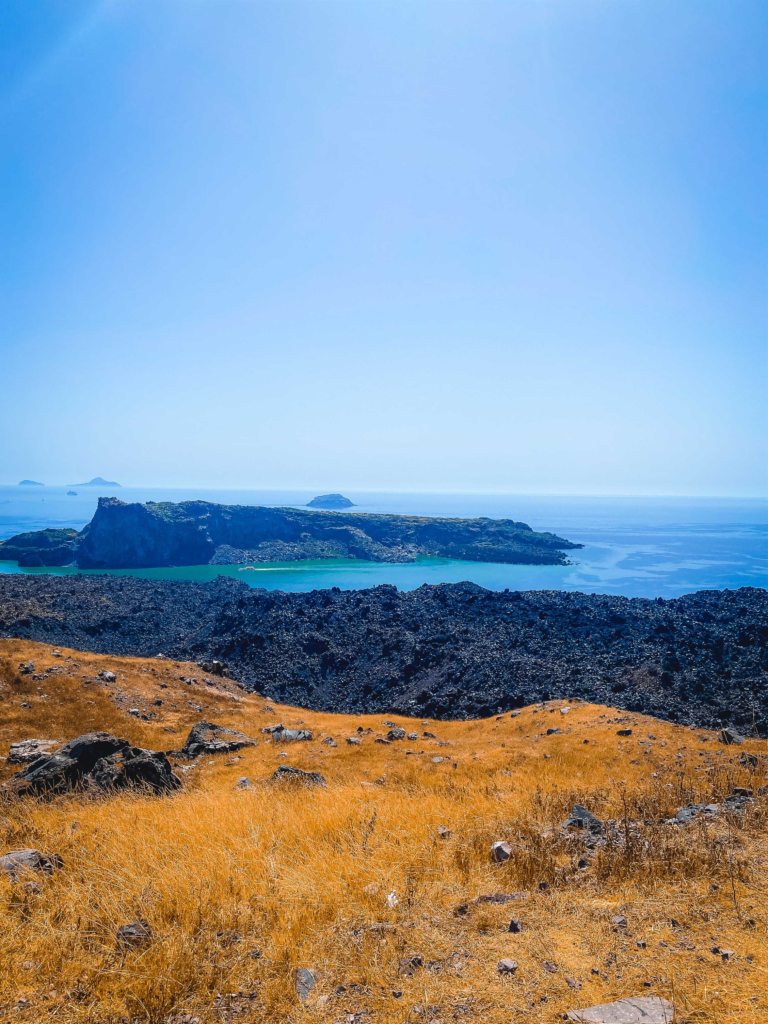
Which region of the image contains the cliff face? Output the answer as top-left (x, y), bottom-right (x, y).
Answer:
top-left (3, 497), bottom-right (581, 569)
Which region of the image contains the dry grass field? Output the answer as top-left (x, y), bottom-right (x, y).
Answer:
top-left (0, 637), bottom-right (766, 1023)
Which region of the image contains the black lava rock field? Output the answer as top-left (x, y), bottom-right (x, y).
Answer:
top-left (0, 574), bottom-right (766, 733)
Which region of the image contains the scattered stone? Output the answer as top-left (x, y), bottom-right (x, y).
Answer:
top-left (128, 708), bottom-right (140, 717)
top-left (565, 995), bottom-right (674, 1023)
top-left (375, 738), bottom-right (391, 745)
top-left (274, 728), bottom-right (313, 742)
top-left (612, 915), bottom-right (628, 929)
top-left (508, 918), bottom-right (523, 933)
top-left (99, 671), bottom-right (116, 682)
top-left (497, 959), bottom-right (518, 975)
top-left (116, 920), bottom-right (153, 948)
top-left (261, 723), bottom-right (284, 734)
top-left (433, 756), bottom-right (444, 763)
top-left (740, 752), bottom-right (759, 768)
top-left (616, 729), bottom-right (633, 737)
top-left (271, 765), bottom-right (326, 787)
top-left (0, 849), bottom-right (62, 877)
top-left (546, 727), bottom-right (561, 735)
top-left (322, 736), bottom-right (337, 747)
top-left (712, 946), bottom-right (735, 960)
top-left (542, 960), bottom-right (558, 973)
top-left (7, 739), bottom-right (58, 765)
top-left (387, 727), bottom-right (406, 741)
top-left (236, 777), bottom-right (252, 789)
top-left (423, 731), bottom-right (436, 738)
top-left (347, 736), bottom-right (362, 745)
top-left (636, 940), bottom-right (646, 949)
top-left (567, 977), bottom-right (583, 990)
top-left (490, 841), bottom-right (512, 863)
top-left (18, 661), bottom-right (34, 675)
top-left (561, 707), bottom-right (571, 714)
top-left (436, 824), bottom-right (451, 839)
top-left (511, 710), bottom-right (521, 717)
top-left (294, 967), bottom-right (317, 1002)
top-left (183, 721), bottom-right (257, 757)
top-left (407, 732), bottom-right (418, 740)
top-left (562, 805), bottom-right (603, 833)
top-left (720, 727), bottom-right (744, 745)
top-left (399, 955), bottom-right (423, 976)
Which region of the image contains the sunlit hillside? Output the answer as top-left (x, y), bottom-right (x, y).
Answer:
top-left (0, 639), bottom-right (765, 1023)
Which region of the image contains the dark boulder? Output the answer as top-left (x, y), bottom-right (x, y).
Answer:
top-left (91, 747), bottom-right (181, 794)
top-left (10, 733), bottom-right (129, 795)
top-left (182, 721), bottom-right (257, 757)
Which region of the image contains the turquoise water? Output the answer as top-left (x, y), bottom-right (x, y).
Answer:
top-left (0, 486), bottom-right (766, 598)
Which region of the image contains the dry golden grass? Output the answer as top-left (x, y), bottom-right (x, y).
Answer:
top-left (0, 638), bottom-right (766, 1023)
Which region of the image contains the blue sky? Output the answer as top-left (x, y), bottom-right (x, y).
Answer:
top-left (1, 0), bottom-right (766, 495)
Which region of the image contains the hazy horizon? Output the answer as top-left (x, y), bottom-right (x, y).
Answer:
top-left (2, 1), bottom-right (766, 498)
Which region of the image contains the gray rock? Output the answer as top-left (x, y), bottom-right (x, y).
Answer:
top-left (271, 765), bottom-right (326, 787)
top-left (294, 967), bottom-right (317, 1001)
top-left (387, 727), bottom-right (406, 741)
top-left (720, 727), bottom-right (744, 745)
top-left (566, 995), bottom-right (674, 1022)
top-left (616, 729), bottom-right (633, 737)
top-left (275, 728), bottom-right (313, 742)
top-left (407, 732), bottom-right (418, 740)
top-left (437, 824), bottom-right (451, 839)
top-left (0, 849), bottom-right (63, 877)
top-left (99, 671), bottom-right (116, 682)
top-left (237, 777), bottom-right (252, 789)
top-left (562, 805), bottom-right (603, 833)
top-left (183, 721), bottom-right (257, 757)
top-left (490, 841), bottom-right (512, 863)
top-left (261, 723), bottom-right (284, 734)
top-left (116, 920), bottom-right (153, 948)
top-left (497, 959), bottom-right (518, 975)
top-left (347, 736), bottom-right (362, 745)
top-left (18, 661), bottom-right (34, 675)
top-left (423, 731), bottom-right (436, 738)
top-left (546, 727), bottom-right (561, 735)
top-left (508, 918), bottom-right (523, 933)
top-left (7, 739), bottom-right (57, 765)
top-left (128, 709), bottom-right (140, 717)
top-left (321, 736), bottom-right (337, 747)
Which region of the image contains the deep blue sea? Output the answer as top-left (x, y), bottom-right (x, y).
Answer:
top-left (0, 485), bottom-right (766, 599)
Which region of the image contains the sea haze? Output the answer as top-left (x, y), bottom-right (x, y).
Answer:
top-left (0, 487), bottom-right (765, 599)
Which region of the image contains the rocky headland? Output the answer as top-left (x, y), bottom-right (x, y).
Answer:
top-left (0, 574), bottom-right (764, 733)
top-left (0, 497), bottom-right (580, 568)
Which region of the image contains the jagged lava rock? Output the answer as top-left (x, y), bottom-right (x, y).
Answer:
top-left (1, 575), bottom-right (766, 733)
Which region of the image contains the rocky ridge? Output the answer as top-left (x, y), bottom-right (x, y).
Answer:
top-left (0, 574), bottom-right (765, 733)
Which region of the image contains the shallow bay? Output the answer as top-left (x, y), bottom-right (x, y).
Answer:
top-left (0, 487), bottom-right (765, 598)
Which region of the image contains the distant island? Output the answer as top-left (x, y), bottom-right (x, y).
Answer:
top-left (307, 493), bottom-right (355, 508)
top-left (67, 491), bottom-right (77, 496)
top-left (18, 480), bottom-right (44, 486)
top-left (73, 477), bottom-right (121, 487)
top-left (0, 496), bottom-right (582, 568)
